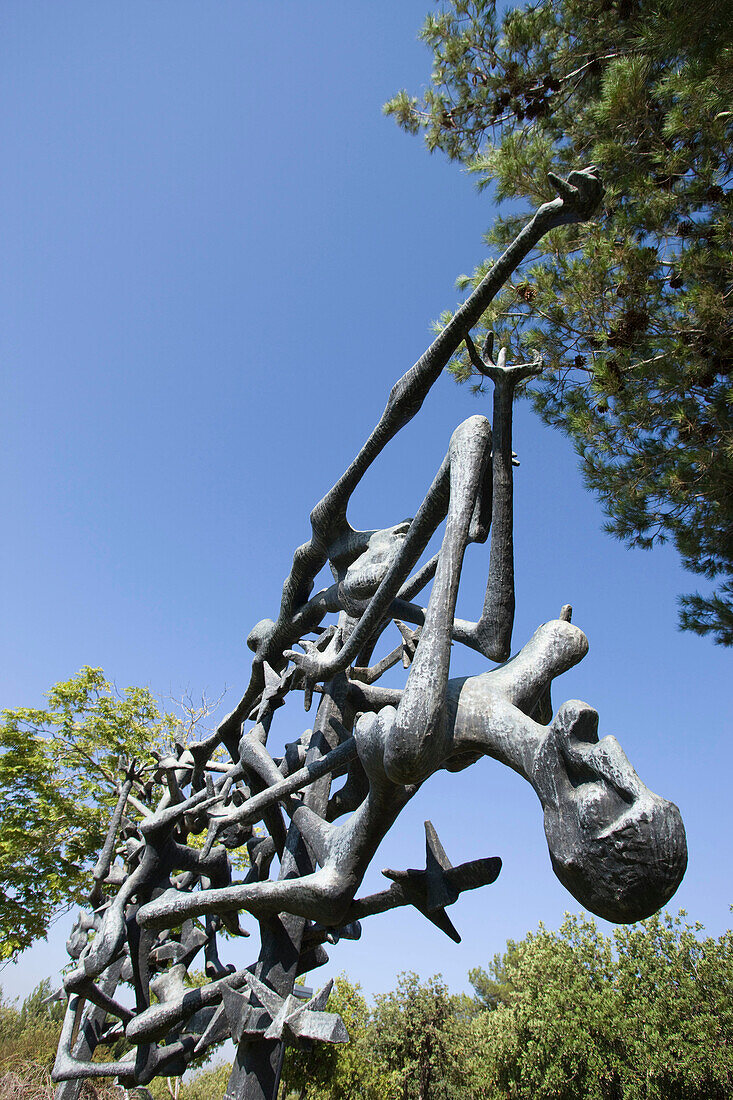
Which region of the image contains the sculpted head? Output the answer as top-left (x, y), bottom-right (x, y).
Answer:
top-left (329, 520), bottom-right (412, 612)
top-left (535, 700), bottom-right (687, 923)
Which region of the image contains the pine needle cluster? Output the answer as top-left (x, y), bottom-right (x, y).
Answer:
top-left (386, 0), bottom-right (733, 642)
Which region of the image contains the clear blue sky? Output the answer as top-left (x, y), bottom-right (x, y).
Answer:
top-left (1, 1), bottom-right (730, 1004)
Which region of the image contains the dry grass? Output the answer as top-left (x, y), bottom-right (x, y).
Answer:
top-left (0, 1063), bottom-right (120, 1100)
top-left (0, 1064), bottom-right (52, 1100)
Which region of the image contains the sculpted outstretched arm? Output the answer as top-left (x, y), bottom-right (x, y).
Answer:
top-left (442, 618), bottom-right (590, 780)
top-left (389, 340), bottom-right (540, 665)
top-left (463, 336), bottom-right (543, 661)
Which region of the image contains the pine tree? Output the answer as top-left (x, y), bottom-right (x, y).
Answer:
top-left (386, 0), bottom-right (733, 643)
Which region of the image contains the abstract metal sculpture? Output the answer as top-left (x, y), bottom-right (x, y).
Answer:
top-left (52, 168), bottom-right (687, 1100)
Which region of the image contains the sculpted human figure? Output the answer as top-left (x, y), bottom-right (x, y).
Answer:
top-left (137, 344), bottom-right (686, 941)
top-left (52, 169), bottom-right (687, 1100)
top-left (290, 341), bottom-right (687, 924)
top-left (343, 346), bottom-right (687, 924)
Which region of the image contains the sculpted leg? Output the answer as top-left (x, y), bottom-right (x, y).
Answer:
top-left (390, 342), bottom-right (544, 665)
top-left (384, 415), bottom-right (492, 785)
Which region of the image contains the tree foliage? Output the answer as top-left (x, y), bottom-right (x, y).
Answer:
top-left (0, 667), bottom-right (181, 960)
top-left (0, 980), bottom-right (120, 1099)
top-left (4, 913), bottom-right (721, 1098)
top-left (386, 0), bottom-right (733, 642)
top-left (371, 972), bottom-right (466, 1099)
top-left (282, 976), bottom-right (386, 1099)
top-left (274, 911), bottom-right (732, 1099)
top-left (281, 973), bottom-right (468, 1099)
top-left (466, 910), bottom-right (733, 1098)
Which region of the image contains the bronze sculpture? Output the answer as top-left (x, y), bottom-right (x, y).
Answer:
top-left (52, 167), bottom-right (686, 1100)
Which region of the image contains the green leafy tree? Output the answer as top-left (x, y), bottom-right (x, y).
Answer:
top-left (0, 667), bottom-right (181, 961)
top-left (612, 913), bottom-right (733, 1096)
top-left (281, 976), bottom-right (384, 1100)
top-left (465, 911), bottom-right (733, 1099)
top-left (0, 979), bottom-right (125, 1098)
top-left (386, 0), bottom-right (733, 642)
top-left (466, 950), bottom-right (515, 1012)
top-left (371, 972), bottom-right (467, 1100)
top-left (281, 973), bottom-right (466, 1099)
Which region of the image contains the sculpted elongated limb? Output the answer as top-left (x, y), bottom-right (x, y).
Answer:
top-left (383, 341), bottom-right (541, 665)
top-left (137, 762), bottom-right (416, 932)
top-left (382, 415), bottom-right (492, 785)
top-left (387, 348), bottom-right (538, 666)
top-left (461, 336), bottom-right (543, 661)
top-left (280, 171), bottom-right (602, 622)
top-left (442, 618), bottom-right (590, 779)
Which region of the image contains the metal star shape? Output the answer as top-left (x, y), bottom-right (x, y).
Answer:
top-left (381, 820), bottom-right (502, 943)
top-left (193, 1000), bottom-right (228, 1053)
top-left (218, 974), bottom-right (348, 1045)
